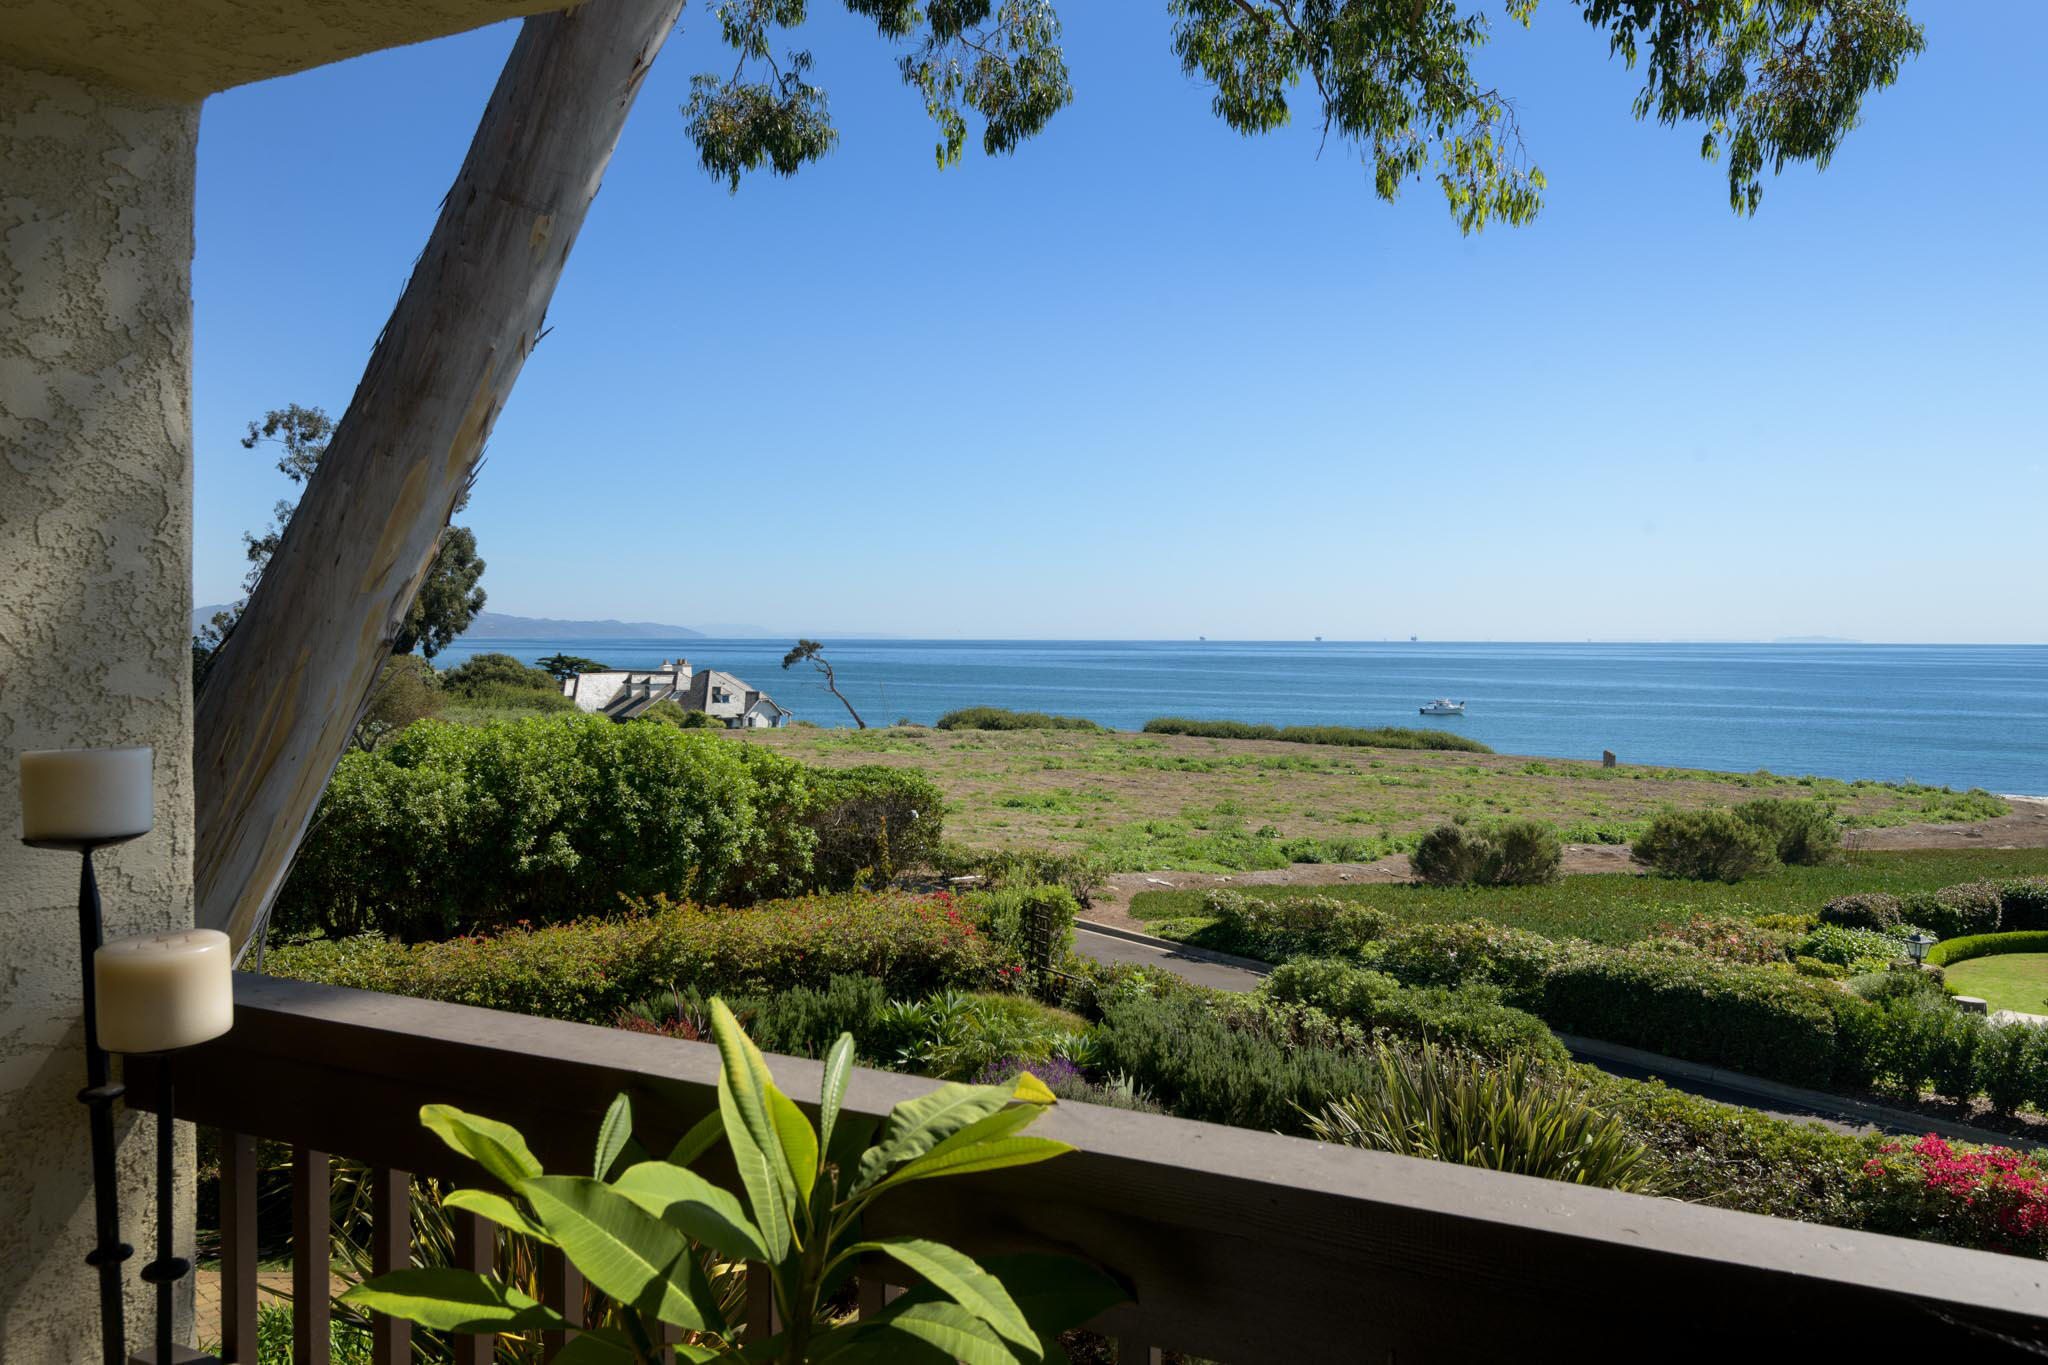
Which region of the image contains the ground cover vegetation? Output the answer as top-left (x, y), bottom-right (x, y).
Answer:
top-left (1143, 718), bottom-right (1493, 753)
top-left (1135, 866), bottom-right (2048, 1119)
top-left (744, 725), bottom-right (2005, 874)
top-left (938, 707), bottom-right (1103, 732)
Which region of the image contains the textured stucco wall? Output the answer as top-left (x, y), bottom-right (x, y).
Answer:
top-left (0, 0), bottom-right (579, 101)
top-left (0, 59), bottom-right (199, 1363)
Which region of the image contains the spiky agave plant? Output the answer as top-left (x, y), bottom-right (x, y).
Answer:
top-left (1303, 1041), bottom-right (1657, 1193)
top-left (344, 999), bottom-right (1124, 1361)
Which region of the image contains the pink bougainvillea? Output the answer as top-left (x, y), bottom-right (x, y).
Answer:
top-left (1857, 1134), bottom-right (2048, 1253)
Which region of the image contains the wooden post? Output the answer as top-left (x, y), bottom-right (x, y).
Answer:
top-left (292, 1148), bottom-right (332, 1365)
top-left (369, 1168), bottom-right (412, 1365)
top-left (452, 1211), bottom-right (495, 1365)
top-left (218, 1131), bottom-right (259, 1364)
top-left (192, 0), bottom-right (686, 955)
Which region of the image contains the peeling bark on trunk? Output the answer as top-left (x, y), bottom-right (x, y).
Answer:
top-left (194, 0), bottom-right (684, 955)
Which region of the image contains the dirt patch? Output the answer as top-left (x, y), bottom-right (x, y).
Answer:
top-left (1843, 795), bottom-right (2048, 850)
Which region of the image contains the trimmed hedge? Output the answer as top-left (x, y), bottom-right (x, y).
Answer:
top-left (1260, 957), bottom-right (1565, 1063)
top-left (1927, 930), bottom-right (2048, 968)
top-left (1902, 881), bottom-right (2002, 939)
top-left (273, 716), bottom-right (939, 941)
top-left (1540, 948), bottom-right (1845, 1088)
top-left (1999, 878), bottom-right (2048, 932)
top-left (1818, 892), bottom-right (1905, 932)
top-left (1359, 921), bottom-right (1585, 1010)
top-left (265, 891), bottom-right (1017, 1024)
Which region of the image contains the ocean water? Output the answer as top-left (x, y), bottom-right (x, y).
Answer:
top-left (433, 639), bottom-right (2048, 794)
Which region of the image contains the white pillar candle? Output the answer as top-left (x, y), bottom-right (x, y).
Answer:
top-left (93, 929), bottom-right (234, 1054)
top-left (19, 746), bottom-right (154, 843)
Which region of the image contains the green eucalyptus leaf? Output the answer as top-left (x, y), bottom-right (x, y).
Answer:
top-left (521, 1175), bottom-right (716, 1330)
top-left (442, 1187), bottom-right (553, 1244)
top-left (846, 1237), bottom-right (1037, 1359)
top-left (340, 1268), bottom-right (566, 1335)
top-left (612, 1160), bottom-right (769, 1262)
top-left (419, 1104), bottom-right (542, 1190)
top-left (594, 1093), bottom-right (634, 1179)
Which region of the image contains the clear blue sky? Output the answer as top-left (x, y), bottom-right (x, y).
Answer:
top-left (192, 4), bottom-right (2046, 642)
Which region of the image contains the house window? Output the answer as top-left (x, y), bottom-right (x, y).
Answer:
top-left (712, 687), bottom-right (729, 703)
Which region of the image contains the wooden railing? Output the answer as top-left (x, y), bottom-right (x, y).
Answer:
top-left (130, 975), bottom-right (2048, 1363)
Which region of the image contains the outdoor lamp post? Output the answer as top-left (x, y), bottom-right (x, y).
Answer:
top-left (19, 746), bottom-right (156, 1365)
top-left (1906, 932), bottom-right (1937, 964)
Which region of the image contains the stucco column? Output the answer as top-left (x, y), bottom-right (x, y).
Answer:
top-left (0, 59), bottom-right (199, 1363)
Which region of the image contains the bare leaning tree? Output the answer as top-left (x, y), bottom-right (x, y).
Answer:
top-left (196, 0), bottom-right (1926, 954)
top-left (783, 640), bottom-right (866, 729)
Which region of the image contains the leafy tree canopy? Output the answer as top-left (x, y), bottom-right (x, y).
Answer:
top-left (685, 0), bottom-right (1923, 229)
top-left (535, 653), bottom-right (613, 681)
top-left (211, 404), bottom-right (488, 665)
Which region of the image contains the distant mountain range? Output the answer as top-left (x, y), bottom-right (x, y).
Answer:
top-left (191, 605), bottom-right (775, 640)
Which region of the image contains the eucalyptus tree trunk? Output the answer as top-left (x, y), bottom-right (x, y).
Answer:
top-left (194, 0), bottom-right (684, 956)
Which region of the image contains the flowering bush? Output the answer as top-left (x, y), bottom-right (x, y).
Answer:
top-left (267, 890), bottom-right (1018, 1023)
top-left (1858, 1134), bottom-right (2048, 1255)
top-left (1640, 914), bottom-right (1797, 967)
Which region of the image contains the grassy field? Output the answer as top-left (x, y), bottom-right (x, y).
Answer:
top-left (734, 725), bottom-right (2009, 873)
top-left (1945, 954), bottom-right (2048, 1015)
top-left (1125, 849), bottom-right (2048, 947)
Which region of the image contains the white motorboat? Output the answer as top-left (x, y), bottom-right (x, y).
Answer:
top-left (1419, 699), bottom-right (1466, 716)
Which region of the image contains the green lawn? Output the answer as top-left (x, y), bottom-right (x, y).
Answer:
top-left (1129, 849), bottom-right (2048, 949)
top-left (1945, 954), bottom-right (2048, 1015)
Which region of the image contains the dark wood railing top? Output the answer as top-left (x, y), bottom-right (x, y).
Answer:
top-left (137, 975), bottom-right (2048, 1362)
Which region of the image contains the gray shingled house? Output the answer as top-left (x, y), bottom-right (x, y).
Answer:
top-left (560, 658), bottom-right (789, 727)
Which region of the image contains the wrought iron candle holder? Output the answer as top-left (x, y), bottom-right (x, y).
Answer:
top-left (22, 831), bottom-right (141, 1365)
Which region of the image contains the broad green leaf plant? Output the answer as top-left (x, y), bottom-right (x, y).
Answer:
top-left (342, 1000), bottom-right (1124, 1362)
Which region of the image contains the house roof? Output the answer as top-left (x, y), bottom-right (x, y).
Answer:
top-left (0, 0), bottom-right (580, 100)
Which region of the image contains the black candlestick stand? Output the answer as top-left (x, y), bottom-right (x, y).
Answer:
top-left (64, 841), bottom-right (135, 1365)
top-left (138, 1052), bottom-right (189, 1365)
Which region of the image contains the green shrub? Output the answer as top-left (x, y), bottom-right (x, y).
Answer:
top-left (275, 717), bottom-right (949, 941)
top-left (1640, 914), bottom-right (1796, 966)
top-left (1793, 955), bottom-right (1849, 979)
top-left (1199, 890), bottom-right (1389, 957)
top-left (1901, 882), bottom-right (2002, 939)
top-left (1630, 809), bottom-right (1780, 881)
top-left (1305, 1042), bottom-right (1655, 1190)
top-left (1576, 1068), bottom-right (1870, 1226)
top-left (1410, 823), bottom-right (1490, 886)
top-left (266, 891), bottom-right (1016, 1023)
top-left (1410, 820), bottom-right (1562, 887)
top-left (1997, 878), bottom-right (2048, 932)
top-left (1541, 948), bottom-right (1842, 1087)
top-left (1733, 798), bottom-right (1841, 866)
top-left (873, 990), bottom-right (1092, 1080)
top-left (1926, 929), bottom-right (2048, 968)
top-left (1818, 892), bottom-right (1905, 932)
top-left (970, 883), bottom-right (1080, 975)
top-left (636, 698), bottom-right (720, 728)
top-left (1793, 924), bottom-right (1907, 974)
top-left (1260, 957), bottom-right (1564, 1063)
top-left (437, 652), bottom-right (564, 700)
top-left (1360, 921), bottom-right (1578, 1010)
top-left (1978, 1024), bottom-right (2048, 1117)
top-left (623, 973), bottom-right (889, 1060)
top-left (929, 844), bottom-right (1109, 904)
top-left (1092, 995), bottom-right (1384, 1133)
top-left (1141, 718), bottom-right (1492, 753)
top-left (804, 763), bottom-right (944, 888)
top-left (935, 706), bottom-right (1102, 731)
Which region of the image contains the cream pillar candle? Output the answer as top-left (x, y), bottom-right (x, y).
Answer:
top-left (19, 746), bottom-right (154, 843)
top-left (93, 930), bottom-right (234, 1054)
